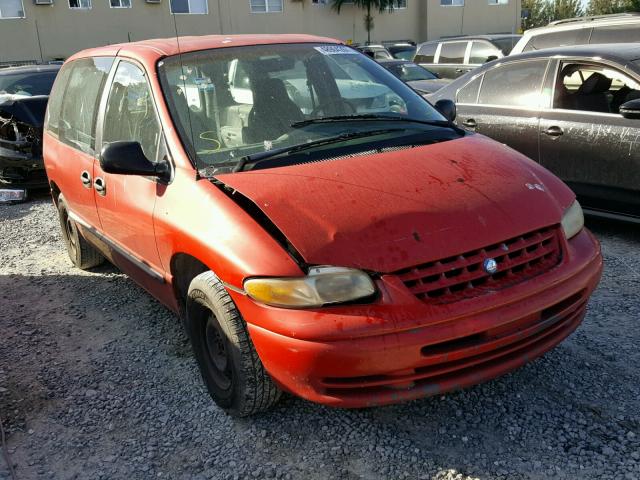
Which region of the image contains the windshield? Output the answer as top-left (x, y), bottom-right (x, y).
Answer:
top-left (385, 63), bottom-right (437, 82)
top-left (158, 43), bottom-right (446, 170)
top-left (388, 46), bottom-right (416, 61)
top-left (0, 71), bottom-right (58, 96)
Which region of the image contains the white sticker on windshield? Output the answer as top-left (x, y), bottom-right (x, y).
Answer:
top-left (314, 45), bottom-right (356, 55)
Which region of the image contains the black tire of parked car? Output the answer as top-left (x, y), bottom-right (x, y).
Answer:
top-left (57, 194), bottom-right (105, 270)
top-left (186, 271), bottom-right (281, 416)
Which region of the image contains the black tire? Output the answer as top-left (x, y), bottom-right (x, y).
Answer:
top-left (57, 194), bottom-right (104, 270)
top-left (186, 271), bottom-right (281, 416)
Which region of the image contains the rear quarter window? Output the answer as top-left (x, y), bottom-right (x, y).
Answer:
top-left (47, 57), bottom-right (114, 154)
top-left (590, 24), bottom-right (640, 44)
top-left (45, 63), bottom-right (74, 137)
top-left (414, 43), bottom-right (437, 64)
top-left (525, 28), bottom-right (591, 52)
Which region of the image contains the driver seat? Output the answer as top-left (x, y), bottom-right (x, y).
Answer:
top-left (245, 78), bottom-right (304, 144)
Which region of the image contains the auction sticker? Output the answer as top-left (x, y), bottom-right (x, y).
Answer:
top-left (314, 45), bottom-right (356, 55)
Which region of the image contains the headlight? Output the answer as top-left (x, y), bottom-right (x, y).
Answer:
top-left (244, 266), bottom-right (376, 308)
top-left (561, 200), bottom-right (584, 240)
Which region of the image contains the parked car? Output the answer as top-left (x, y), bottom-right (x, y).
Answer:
top-left (428, 43), bottom-right (640, 222)
top-left (414, 34), bottom-right (521, 80)
top-left (0, 64), bottom-right (60, 202)
top-left (353, 43), bottom-right (394, 60)
top-left (383, 41), bottom-right (417, 61)
top-left (378, 59), bottom-right (450, 94)
top-left (512, 12), bottom-right (640, 55)
top-left (44, 35), bottom-right (602, 416)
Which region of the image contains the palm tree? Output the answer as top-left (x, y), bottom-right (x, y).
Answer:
top-left (331, 0), bottom-right (397, 44)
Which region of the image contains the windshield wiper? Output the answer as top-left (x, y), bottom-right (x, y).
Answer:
top-left (290, 114), bottom-right (456, 130)
top-left (233, 128), bottom-right (402, 172)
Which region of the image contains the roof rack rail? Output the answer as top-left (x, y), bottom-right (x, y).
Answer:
top-left (548, 12), bottom-right (640, 26)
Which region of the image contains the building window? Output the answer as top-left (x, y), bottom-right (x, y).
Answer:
top-left (441, 0), bottom-right (464, 5)
top-left (489, 0), bottom-right (508, 4)
top-left (0, 0), bottom-right (25, 18)
top-left (69, 0), bottom-right (91, 9)
top-left (110, 0), bottom-right (131, 7)
top-left (250, 0), bottom-right (283, 13)
top-left (170, 0), bottom-right (207, 14)
top-left (394, 0), bottom-right (407, 8)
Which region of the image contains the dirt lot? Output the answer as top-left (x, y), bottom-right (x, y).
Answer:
top-left (1, 196), bottom-right (639, 480)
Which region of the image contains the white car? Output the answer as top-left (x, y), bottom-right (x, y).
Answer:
top-left (512, 12), bottom-right (640, 55)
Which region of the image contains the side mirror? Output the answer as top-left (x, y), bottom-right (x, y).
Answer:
top-left (435, 99), bottom-right (456, 123)
top-left (620, 98), bottom-right (640, 119)
top-left (485, 55), bottom-right (498, 63)
top-left (100, 141), bottom-right (169, 179)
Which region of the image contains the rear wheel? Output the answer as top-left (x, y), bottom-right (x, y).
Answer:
top-left (57, 194), bottom-right (104, 270)
top-left (186, 271), bottom-right (281, 416)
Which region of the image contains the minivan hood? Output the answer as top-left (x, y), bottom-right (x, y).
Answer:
top-left (215, 135), bottom-right (573, 273)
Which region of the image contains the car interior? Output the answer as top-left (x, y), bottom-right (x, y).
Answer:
top-left (163, 51), bottom-right (408, 160)
top-left (555, 63), bottom-right (640, 114)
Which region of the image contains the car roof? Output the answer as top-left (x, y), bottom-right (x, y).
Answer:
top-left (420, 34), bottom-right (521, 45)
top-left (0, 64), bottom-right (61, 75)
top-left (525, 12), bottom-right (640, 35)
top-left (504, 43), bottom-right (640, 64)
top-left (67, 34), bottom-right (341, 68)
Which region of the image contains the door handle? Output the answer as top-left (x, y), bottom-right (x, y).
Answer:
top-left (462, 118), bottom-right (477, 129)
top-left (94, 177), bottom-right (106, 196)
top-left (544, 126), bottom-right (564, 137)
top-left (455, 68), bottom-right (468, 73)
top-left (80, 170), bottom-right (92, 188)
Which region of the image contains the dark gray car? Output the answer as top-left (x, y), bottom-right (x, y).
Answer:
top-left (378, 59), bottom-right (450, 95)
top-left (428, 43), bottom-right (640, 222)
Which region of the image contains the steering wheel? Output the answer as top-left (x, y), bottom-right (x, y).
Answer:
top-left (310, 99), bottom-right (356, 117)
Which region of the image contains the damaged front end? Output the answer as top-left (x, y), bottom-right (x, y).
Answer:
top-left (0, 95), bottom-right (49, 201)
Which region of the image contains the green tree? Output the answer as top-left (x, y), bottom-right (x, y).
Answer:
top-left (522, 0), bottom-right (553, 29)
top-left (331, 0), bottom-right (397, 44)
top-left (587, 0), bottom-right (628, 14)
top-left (549, 0), bottom-right (584, 20)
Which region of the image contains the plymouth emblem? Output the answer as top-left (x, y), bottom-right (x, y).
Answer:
top-left (483, 258), bottom-right (498, 275)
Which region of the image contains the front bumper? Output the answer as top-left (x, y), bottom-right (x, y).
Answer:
top-left (0, 150), bottom-right (47, 189)
top-left (230, 228), bottom-right (603, 408)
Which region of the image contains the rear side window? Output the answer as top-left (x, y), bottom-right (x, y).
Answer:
top-left (438, 42), bottom-right (467, 64)
top-left (50, 57), bottom-right (114, 154)
top-left (45, 63), bottom-right (74, 137)
top-left (414, 43), bottom-right (437, 63)
top-left (457, 75), bottom-right (482, 104)
top-left (590, 24), bottom-right (640, 44)
top-left (469, 41), bottom-right (500, 64)
top-left (523, 28), bottom-right (591, 52)
top-left (478, 60), bottom-right (549, 108)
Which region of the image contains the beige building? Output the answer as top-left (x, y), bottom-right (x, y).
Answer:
top-left (0, 0), bottom-right (522, 64)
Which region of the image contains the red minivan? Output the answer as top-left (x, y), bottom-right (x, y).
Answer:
top-left (43, 35), bottom-right (602, 416)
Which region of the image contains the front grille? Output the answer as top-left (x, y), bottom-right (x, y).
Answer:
top-left (397, 225), bottom-right (563, 304)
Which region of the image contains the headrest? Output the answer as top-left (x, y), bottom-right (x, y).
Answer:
top-left (578, 72), bottom-right (612, 95)
top-left (253, 78), bottom-right (288, 103)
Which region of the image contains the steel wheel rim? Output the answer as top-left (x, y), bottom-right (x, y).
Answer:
top-left (204, 313), bottom-right (232, 391)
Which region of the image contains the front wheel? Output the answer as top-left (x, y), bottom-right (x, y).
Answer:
top-left (186, 271), bottom-right (281, 416)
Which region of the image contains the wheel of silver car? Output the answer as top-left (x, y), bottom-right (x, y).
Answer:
top-left (186, 271), bottom-right (281, 416)
top-left (57, 194), bottom-right (104, 270)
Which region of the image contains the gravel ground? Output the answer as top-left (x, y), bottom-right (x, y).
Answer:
top-left (1, 196), bottom-right (639, 480)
